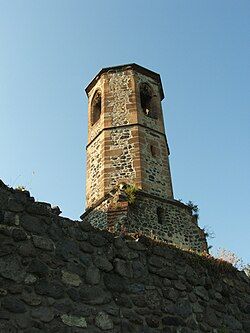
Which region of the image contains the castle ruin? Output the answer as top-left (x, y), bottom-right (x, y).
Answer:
top-left (81, 64), bottom-right (207, 253)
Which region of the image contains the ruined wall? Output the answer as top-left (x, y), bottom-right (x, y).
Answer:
top-left (127, 194), bottom-right (206, 253)
top-left (83, 189), bottom-right (207, 253)
top-left (0, 180), bottom-right (249, 333)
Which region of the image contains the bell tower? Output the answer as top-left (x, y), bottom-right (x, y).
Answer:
top-left (85, 64), bottom-right (173, 209)
top-left (82, 64), bottom-right (207, 253)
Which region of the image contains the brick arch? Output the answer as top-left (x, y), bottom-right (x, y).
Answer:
top-left (91, 90), bottom-right (102, 126)
top-left (139, 82), bottom-right (158, 119)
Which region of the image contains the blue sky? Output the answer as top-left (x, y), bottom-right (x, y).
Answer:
top-left (0, 0), bottom-right (249, 263)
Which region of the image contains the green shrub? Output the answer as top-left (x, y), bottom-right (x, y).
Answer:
top-left (124, 184), bottom-right (138, 204)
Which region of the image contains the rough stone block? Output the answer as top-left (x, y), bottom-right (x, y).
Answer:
top-left (95, 311), bottom-right (113, 330)
top-left (32, 235), bottom-right (55, 251)
top-left (61, 314), bottom-right (87, 328)
top-left (61, 270), bottom-right (82, 287)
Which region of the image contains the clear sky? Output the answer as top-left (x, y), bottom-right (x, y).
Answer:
top-left (0, 0), bottom-right (249, 263)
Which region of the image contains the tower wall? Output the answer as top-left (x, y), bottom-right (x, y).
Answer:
top-left (138, 126), bottom-right (173, 199)
top-left (86, 65), bottom-right (173, 208)
top-left (86, 68), bottom-right (141, 208)
top-left (86, 132), bottom-right (105, 207)
top-left (86, 75), bottom-right (105, 207)
top-left (104, 125), bottom-right (141, 192)
top-left (134, 71), bottom-right (165, 133)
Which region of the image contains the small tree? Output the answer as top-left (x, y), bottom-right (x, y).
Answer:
top-left (187, 200), bottom-right (199, 213)
top-left (187, 201), bottom-right (199, 219)
top-left (202, 225), bottom-right (215, 239)
top-left (124, 184), bottom-right (138, 204)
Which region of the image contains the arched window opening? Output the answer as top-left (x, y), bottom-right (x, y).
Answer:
top-left (91, 91), bottom-right (102, 125)
top-left (157, 207), bottom-right (164, 225)
top-left (140, 83), bottom-right (157, 119)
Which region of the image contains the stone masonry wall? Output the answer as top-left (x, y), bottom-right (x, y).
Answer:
top-left (86, 132), bottom-right (105, 207)
top-left (139, 127), bottom-right (173, 199)
top-left (86, 69), bottom-right (142, 208)
top-left (83, 189), bottom-right (206, 253)
top-left (0, 180), bottom-right (250, 332)
top-left (107, 70), bottom-right (133, 127)
top-left (135, 71), bottom-right (173, 199)
top-left (108, 127), bottom-right (136, 188)
top-left (103, 69), bottom-right (142, 195)
top-left (127, 194), bottom-right (206, 253)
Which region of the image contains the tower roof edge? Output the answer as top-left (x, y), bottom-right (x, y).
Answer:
top-left (85, 63), bottom-right (164, 100)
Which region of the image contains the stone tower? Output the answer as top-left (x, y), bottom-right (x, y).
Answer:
top-left (82, 64), bottom-right (207, 253)
top-left (85, 63), bottom-right (173, 208)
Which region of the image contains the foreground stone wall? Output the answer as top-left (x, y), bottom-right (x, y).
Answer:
top-left (0, 180), bottom-right (249, 333)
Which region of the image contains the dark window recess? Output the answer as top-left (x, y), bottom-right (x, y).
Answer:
top-left (157, 207), bottom-right (164, 225)
top-left (150, 145), bottom-right (157, 157)
top-left (91, 91), bottom-right (102, 125)
top-left (140, 83), bottom-right (157, 119)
